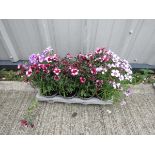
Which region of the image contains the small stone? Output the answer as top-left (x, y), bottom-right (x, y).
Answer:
top-left (106, 110), bottom-right (111, 114)
top-left (121, 100), bottom-right (126, 106)
top-left (2, 77), bottom-right (6, 80)
top-left (72, 112), bottom-right (77, 117)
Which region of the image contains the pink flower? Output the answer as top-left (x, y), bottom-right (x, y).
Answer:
top-left (35, 70), bottom-right (40, 74)
top-left (91, 68), bottom-right (97, 75)
top-left (96, 80), bottom-right (103, 87)
top-left (52, 54), bottom-right (59, 61)
top-left (88, 63), bottom-right (92, 67)
top-left (86, 52), bottom-right (94, 60)
top-left (20, 119), bottom-right (28, 127)
top-left (54, 75), bottom-right (60, 81)
top-left (101, 55), bottom-right (110, 62)
top-left (80, 77), bottom-right (86, 84)
top-left (95, 48), bottom-right (102, 54)
top-left (71, 68), bottom-right (79, 76)
top-left (45, 56), bottom-right (52, 63)
top-left (78, 54), bottom-right (86, 60)
top-left (17, 64), bottom-right (22, 69)
top-left (66, 53), bottom-right (73, 59)
top-left (53, 67), bottom-right (61, 75)
top-left (38, 64), bottom-right (47, 70)
top-left (26, 68), bottom-right (32, 77)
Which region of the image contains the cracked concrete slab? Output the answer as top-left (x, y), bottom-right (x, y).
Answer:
top-left (0, 81), bottom-right (155, 135)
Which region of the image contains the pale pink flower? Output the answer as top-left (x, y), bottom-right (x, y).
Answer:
top-left (96, 67), bottom-right (103, 72)
top-left (119, 75), bottom-right (124, 81)
top-left (17, 64), bottom-right (22, 69)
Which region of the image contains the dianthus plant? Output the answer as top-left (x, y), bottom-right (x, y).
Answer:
top-left (18, 47), bottom-right (133, 102)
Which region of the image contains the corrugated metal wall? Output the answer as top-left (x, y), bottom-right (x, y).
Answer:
top-left (0, 19), bottom-right (155, 65)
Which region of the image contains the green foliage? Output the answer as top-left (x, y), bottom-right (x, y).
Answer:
top-left (23, 99), bottom-right (38, 126)
top-left (77, 81), bottom-right (96, 98)
top-left (58, 76), bottom-right (78, 97)
top-left (40, 79), bottom-right (58, 96)
top-left (132, 69), bottom-right (155, 84)
top-left (0, 69), bottom-right (22, 81)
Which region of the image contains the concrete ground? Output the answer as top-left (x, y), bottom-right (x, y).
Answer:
top-left (0, 81), bottom-right (155, 135)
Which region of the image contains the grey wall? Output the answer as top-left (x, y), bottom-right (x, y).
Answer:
top-left (0, 19), bottom-right (155, 65)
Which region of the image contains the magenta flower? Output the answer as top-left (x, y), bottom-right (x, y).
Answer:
top-left (26, 68), bottom-right (32, 77)
top-left (53, 67), bottom-right (61, 75)
top-left (77, 53), bottom-right (86, 60)
top-left (45, 56), bottom-right (53, 63)
top-left (66, 53), bottom-right (73, 59)
top-left (54, 75), bottom-right (60, 81)
top-left (95, 48), bottom-right (102, 54)
top-left (52, 54), bottom-right (59, 61)
top-left (20, 119), bottom-right (28, 127)
top-left (96, 80), bottom-right (103, 87)
top-left (91, 68), bottom-right (97, 75)
top-left (71, 68), bottom-right (79, 76)
top-left (80, 77), bottom-right (86, 84)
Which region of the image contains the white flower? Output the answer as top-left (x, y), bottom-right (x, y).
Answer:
top-left (112, 82), bottom-right (120, 89)
top-left (124, 74), bottom-right (132, 81)
top-left (107, 64), bottom-right (112, 68)
top-left (111, 70), bottom-right (120, 77)
top-left (117, 83), bottom-right (120, 88)
top-left (111, 64), bottom-right (116, 68)
top-left (102, 68), bottom-right (108, 74)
